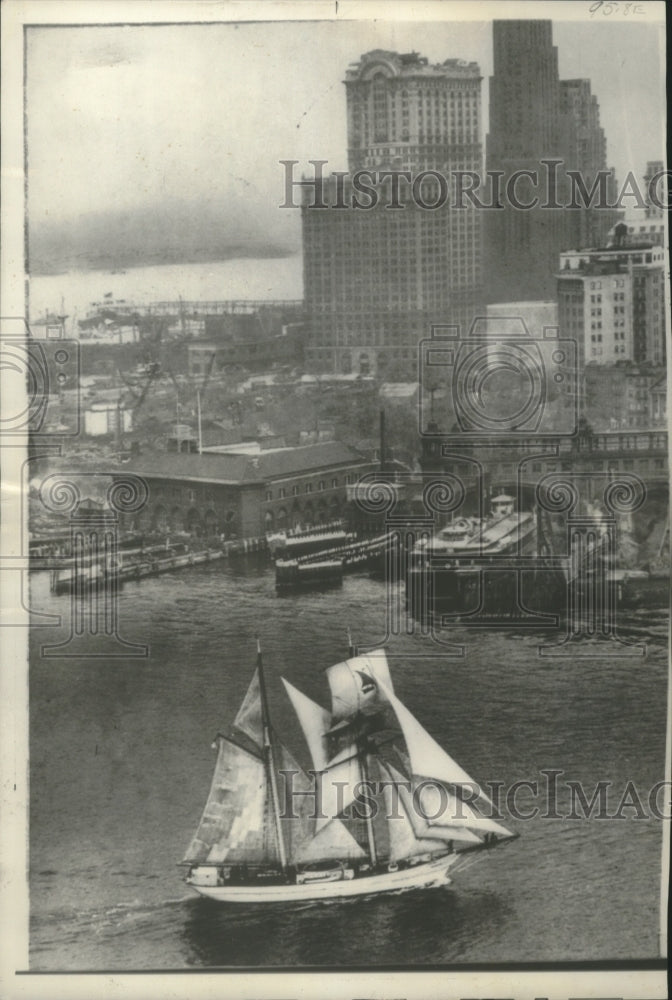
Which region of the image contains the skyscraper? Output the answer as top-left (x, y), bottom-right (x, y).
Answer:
top-left (303, 50), bottom-right (483, 376)
top-left (486, 20), bottom-right (618, 303)
top-left (560, 78), bottom-right (618, 249)
top-left (344, 50), bottom-right (481, 174)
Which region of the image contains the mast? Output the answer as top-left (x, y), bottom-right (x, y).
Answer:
top-left (348, 630), bottom-right (378, 867)
top-left (256, 637), bottom-right (288, 871)
top-left (197, 389), bottom-right (203, 455)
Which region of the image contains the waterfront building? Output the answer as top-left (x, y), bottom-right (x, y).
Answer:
top-left (420, 428), bottom-right (668, 508)
top-left (485, 20), bottom-right (619, 302)
top-left (114, 440), bottom-right (375, 538)
top-left (557, 242), bottom-right (666, 368)
top-left (303, 50), bottom-right (483, 375)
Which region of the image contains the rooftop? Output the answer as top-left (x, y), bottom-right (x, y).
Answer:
top-left (345, 49), bottom-right (480, 83)
top-left (111, 441), bottom-right (369, 487)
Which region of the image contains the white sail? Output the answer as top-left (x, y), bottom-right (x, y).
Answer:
top-left (233, 669), bottom-right (264, 750)
top-left (387, 766), bottom-right (482, 845)
top-left (379, 763), bottom-right (452, 861)
top-left (295, 818), bottom-right (367, 863)
top-left (386, 762), bottom-right (511, 839)
top-left (281, 678), bottom-right (330, 771)
top-left (378, 681), bottom-right (493, 807)
top-left (183, 738), bottom-right (271, 864)
top-left (314, 750), bottom-right (361, 832)
top-left (326, 648), bottom-right (393, 721)
top-left (415, 778), bottom-right (513, 838)
top-left (278, 744), bottom-right (321, 861)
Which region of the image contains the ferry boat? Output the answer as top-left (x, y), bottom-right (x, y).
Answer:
top-left (407, 493), bottom-right (565, 622)
top-left (181, 641), bottom-right (514, 903)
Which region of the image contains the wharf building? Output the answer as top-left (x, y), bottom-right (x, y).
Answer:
top-left (485, 20), bottom-right (619, 303)
top-left (303, 50), bottom-right (483, 376)
top-left (113, 441), bottom-right (376, 539)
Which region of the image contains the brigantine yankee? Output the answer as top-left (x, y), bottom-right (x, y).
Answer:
top-left (181, 641), bottom-right (514, 902)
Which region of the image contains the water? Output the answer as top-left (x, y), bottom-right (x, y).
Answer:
top-left (29, 560), bottom-right (668, 969)
top-left (27, 257), bottom-right (303, 330)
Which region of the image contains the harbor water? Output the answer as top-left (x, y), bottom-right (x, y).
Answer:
top-left (28, 557), bottom-right (668, 969)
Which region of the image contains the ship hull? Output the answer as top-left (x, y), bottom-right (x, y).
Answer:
top-left (407, 564), bottom-right (567, 624)
top-left (186, 855), bottom-right (458, 903)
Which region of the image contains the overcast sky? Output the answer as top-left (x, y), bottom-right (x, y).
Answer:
top-left (26, 18), bottom-right (665, 251)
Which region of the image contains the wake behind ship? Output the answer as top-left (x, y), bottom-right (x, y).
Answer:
top-left (181, 642), bottom-right (514, 902)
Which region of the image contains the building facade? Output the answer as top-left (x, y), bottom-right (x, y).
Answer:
top-left (115, 441), bottom-right (376, 538)
top-left (303, 50), bottom-right (483, 376)
top-left (344, 51), bottom-right (481, 174)
top-left (557, 243), bottom-right (666, 368)
top-left (486, 20), bottom-right (619, 303)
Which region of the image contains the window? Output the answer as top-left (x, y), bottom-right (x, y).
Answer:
top-left (318, 480), bottom-right (325, 491)
top-left (331, 477), bottom-right (338, 488)
top-left (188, 489), bottom-right (196, 503)
top-left (293, 485), bottom-right (300, 496)
top-left (265, 490), bottom-right (273, 502)
top-left (305, 483), bottom-right (313, 494)
top-left (279, 487), bottom-right (286, 499)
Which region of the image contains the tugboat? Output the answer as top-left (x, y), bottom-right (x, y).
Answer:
top-left (407, 493), bottom-right (565, 623)
top-left (181, 640), bottom-right (514, 903)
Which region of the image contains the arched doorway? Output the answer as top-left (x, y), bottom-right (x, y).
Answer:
top-left (223, 509), bottom-right (238, 539)
top-left (152, 504), bottom-right (168, 532)
top-left (277, 507), bottom-right (288, 529)
top-left (185, 507), bottom-right (202, 537)
top-left (204, 509), bottom-right (218, 537)
top-left (169, 506), bottom-right (182, 531)
top-left (304, 500), bottom-right (314, 526)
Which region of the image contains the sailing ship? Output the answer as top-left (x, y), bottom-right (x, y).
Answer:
top-left (181, 640), bottom-right (514, 902)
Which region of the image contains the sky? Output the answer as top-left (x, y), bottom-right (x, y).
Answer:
top-left (25, 16), bottom-right (665, 259)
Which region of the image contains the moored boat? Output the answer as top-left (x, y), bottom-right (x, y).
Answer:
top-left (407, 493), bottom-right (565, 622)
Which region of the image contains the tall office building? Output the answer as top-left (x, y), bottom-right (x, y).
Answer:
top-left (560, 78), bottom-right (618, 249)
top-left (557, 242), bottom-right (666, 369)
top-left (344, 50), bottom-right (481, 174)
top-left (643, 160), bottom-right (665, 219)
top-left (486, 21), bottom-right (618, 303)
top-left (303, 50), bottom-right (483, 375)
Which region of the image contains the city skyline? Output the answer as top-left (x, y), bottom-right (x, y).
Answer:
top-left (25, 17), bottom-right (665, 273)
